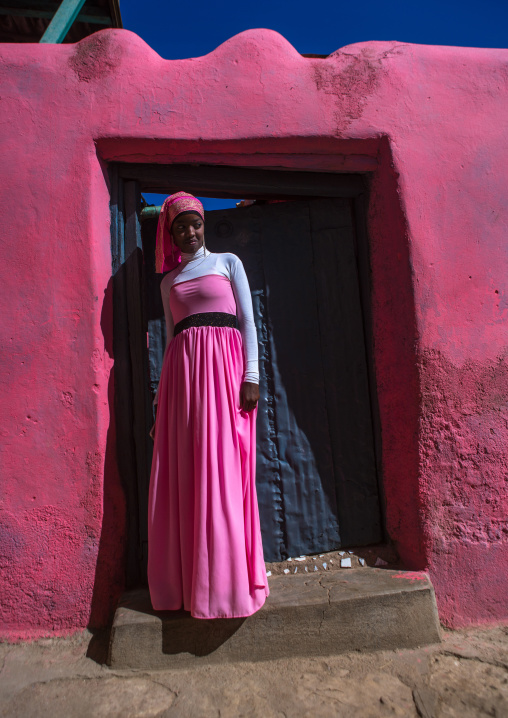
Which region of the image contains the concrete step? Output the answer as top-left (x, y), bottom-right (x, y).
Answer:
top-left (108, 568), bottom-right (441, 669)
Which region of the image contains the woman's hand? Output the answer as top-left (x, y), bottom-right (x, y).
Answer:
top-left (240, 381), bottom-right (259, 413)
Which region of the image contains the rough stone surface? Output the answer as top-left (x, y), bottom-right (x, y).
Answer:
top-left (1, 625), bottom-right (507, 717)
top-left (2, 677), bottom-right (175, 718)
top-left (109, 570), bottom-right (441, 669)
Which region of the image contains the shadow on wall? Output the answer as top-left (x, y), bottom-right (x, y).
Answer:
top-left (366, 137), bottom-right (426, 569)
top-left (86, 276), bottom-right (127, 642)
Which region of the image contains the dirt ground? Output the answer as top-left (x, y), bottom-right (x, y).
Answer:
top-left (264, 544), bottom-right (401, 576)
top-left (1, 622), bottom-right (507, 717)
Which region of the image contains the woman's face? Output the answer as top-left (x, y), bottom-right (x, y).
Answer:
top-left (171, 211), bottom-right (205, 254)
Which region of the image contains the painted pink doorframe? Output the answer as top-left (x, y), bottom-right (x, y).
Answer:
top-left (1, 29), bottom-right (507, 639)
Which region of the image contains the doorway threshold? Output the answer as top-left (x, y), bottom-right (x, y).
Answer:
top-left (107, 568), bottom-right (441, 669)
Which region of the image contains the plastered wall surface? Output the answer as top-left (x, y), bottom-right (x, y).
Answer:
top-left (0, 29), bottom-right (506, 638)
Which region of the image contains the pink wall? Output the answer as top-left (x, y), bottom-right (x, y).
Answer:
top-left (0, 29), bottom-right (506, 638)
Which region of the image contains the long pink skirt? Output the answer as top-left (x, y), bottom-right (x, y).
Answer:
top-left (148, 325), bottom-right (269, 619)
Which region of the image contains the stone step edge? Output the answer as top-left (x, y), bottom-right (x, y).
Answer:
top-left (108, 570), bottom-right (441, 668)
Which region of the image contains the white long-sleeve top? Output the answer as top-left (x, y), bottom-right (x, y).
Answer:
top-left (154, 247), bottom-right (259, 404)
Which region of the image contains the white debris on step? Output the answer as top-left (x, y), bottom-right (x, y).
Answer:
top-left (329, 560), bottom-right (333, 564)
top-left (284, 568), bottom-right (290, 574)
top-left (359, 558), bottom-right (366, 567)
top-left (294, 557), bottom-right (306, 561)
top-left (348, 550), bottom-right (354, 554)
top-left (319, 554), bottom-right (324, 558)
top-left (340, 557), bottom-right (352, 568)
top-left (305, 566), bottom-right (308, 572)
top-left (322, 562), bottom-right (328, 570)
top-left (287, 557), bottom-right (292, 562)
top-left (314, 565), bottom-right (318, 571)
top-left (375, 557), bottom-right (388, 566)
top-left (338, 551), bottom-right (345, 556)
top-left (294, 567), bottom-right (298, 573)
top-left (266, 570), bottom-right (272, 577)
top-left (312, 557), bottom-right (316, 560)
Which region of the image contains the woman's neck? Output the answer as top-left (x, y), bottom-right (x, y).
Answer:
top-left (180, 246), bottom-right (208, 266)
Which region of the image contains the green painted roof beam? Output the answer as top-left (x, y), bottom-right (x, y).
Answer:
top-left (140, 206), bottom-right (162, 222)
top-left (40, 0), bottom-right (87, 43)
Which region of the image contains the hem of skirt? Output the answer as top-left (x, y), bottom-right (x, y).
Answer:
top-left (153, 589), bottom-right (268, 620)
top-left (190, 586), bottom-right (269, 621)
top-left (191, 614), bottom-right (258, 620)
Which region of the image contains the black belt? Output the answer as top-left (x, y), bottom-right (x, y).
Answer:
top-left (173, 312), bottom-right (237, 337)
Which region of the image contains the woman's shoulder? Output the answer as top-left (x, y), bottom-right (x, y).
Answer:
top-left (214, 251), bottom-right (242, 266)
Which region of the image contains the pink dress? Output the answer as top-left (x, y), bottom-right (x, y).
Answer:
top-left (148, 269), bottom-right (269, 619)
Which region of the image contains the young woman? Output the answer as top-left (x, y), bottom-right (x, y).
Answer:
top-left (148, 191), bottom-right (269, 619)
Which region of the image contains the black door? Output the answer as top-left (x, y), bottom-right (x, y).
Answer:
top-left (141, 197), bottom-right (381, 562)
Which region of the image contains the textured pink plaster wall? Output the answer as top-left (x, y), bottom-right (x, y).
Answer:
top-left (0, 29), bottom-right (506, 637)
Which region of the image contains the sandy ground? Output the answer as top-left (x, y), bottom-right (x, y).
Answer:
top-left (264, 544), bottom-right (400, 577)
top-left (0, 622), bottom-right (507, 717)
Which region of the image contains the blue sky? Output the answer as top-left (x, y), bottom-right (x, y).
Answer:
top-left (121, 0), bottom-right (507, 60)
top-left (121, 0), bottom-right (507, 209)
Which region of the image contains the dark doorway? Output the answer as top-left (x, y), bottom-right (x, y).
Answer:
top-left (110, 165), bottom-right (382, 584)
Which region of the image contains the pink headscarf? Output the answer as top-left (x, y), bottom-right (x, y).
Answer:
top-left (155, 192), bottom-right (205, 273)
